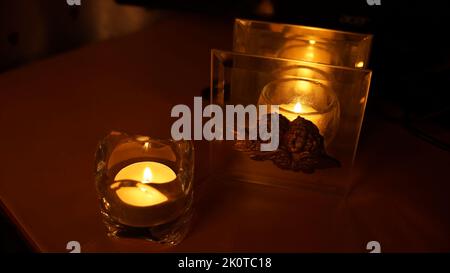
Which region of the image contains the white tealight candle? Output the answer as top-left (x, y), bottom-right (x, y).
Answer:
top-left (112, 161), bottom-right (177, 207)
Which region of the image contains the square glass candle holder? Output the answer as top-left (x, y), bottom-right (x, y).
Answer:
top-left (233, 18), bottom-right (373, 69)
top-left (211, 50), bottom-right (372, 194)
top-left (95, 131), bottom-right (194, 245)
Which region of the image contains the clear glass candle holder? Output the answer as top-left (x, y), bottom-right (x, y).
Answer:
top-left (94, 131), bottom-right (194, 245)
top-left (258, 78), bottom-right (340, 144)
top-left (211, 50), bottom-right (372, 194)
top-left (233, 18), bottom-right (372, 68)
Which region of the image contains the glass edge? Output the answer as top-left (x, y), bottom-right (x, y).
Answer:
top-left (234, 18), bottom-right (374, 40)
top-left (211, 49), bottom-right (373, 74)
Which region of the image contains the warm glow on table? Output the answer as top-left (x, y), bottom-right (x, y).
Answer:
top-left (114, 161), bottom-right (176, 184)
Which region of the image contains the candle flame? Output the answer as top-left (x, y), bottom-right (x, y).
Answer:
top-left (294, 102), bottom-right (302, 113)
top-left (355, 61), bottom-right (364, 68)
top-left (143, 167), bottom-right (152, 183)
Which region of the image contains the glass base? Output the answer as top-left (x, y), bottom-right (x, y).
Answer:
top-left (101, 205), bottom-right (193, 246)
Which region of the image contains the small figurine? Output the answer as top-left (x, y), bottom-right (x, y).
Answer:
top-left (235, 113), bottom-right (340, 173)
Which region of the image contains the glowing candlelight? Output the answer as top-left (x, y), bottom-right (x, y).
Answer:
top-left (114, 161), bottom-right (176, 184)
top-left (279, 99), bottom-right (322, 129)
top-left (143, 167), bottom-right (152, 183)
top-left (294, 102), bottom-right (302, 113)
top-left (113, 162), bottom-right (177, 207)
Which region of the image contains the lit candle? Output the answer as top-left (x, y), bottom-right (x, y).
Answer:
top-left (279, 99), bottom-right (322, 129)
top-left (115, 161), bottom-right (177, 184)
top-left (96, 133), bottom-right (194, 237)
top-left (104, 160), bottom-right (185, 227)
top-left (113, 161), bottom-right (177, 207)
top-left (259, 78), bottom-right (339, 143)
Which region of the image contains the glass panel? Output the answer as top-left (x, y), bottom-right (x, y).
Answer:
top-left (211, 50), bottom-right (372, 194)
top-left (234, 18), bottom-right (373, 68)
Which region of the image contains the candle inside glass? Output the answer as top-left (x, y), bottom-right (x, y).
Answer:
top-left (259, 78), bottom-right (339, 141)
top-left (115, 161), bottom-right (177, 184)
top-left (95, 132), bottom-right (194, 244)
top-left (279, 100), bottom-right (322, 125)
top-left (112, 161), bottom-right (177, 207)
top-left (101, 160), bottom-right (186, 227)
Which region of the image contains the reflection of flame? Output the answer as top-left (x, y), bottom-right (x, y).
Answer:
top-left (143, 167), bottom-right (152, 183)
top-left (309, 40), bottom-right (316, 45)
top-left (143, 142), bottom-right (149, 151)
top-left (294, 102), bottom-right (302, 113)
top-left (138, 183), bottom-right (150, 193)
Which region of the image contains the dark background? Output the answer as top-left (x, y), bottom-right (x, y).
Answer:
top-left (0, 0), bottom-right (449, 252)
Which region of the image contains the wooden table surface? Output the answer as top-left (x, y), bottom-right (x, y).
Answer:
top-left (0, 13), bottom-right (449, 253)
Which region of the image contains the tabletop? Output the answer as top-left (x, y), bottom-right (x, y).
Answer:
top-left (0, 13), bottom-right (449, 253)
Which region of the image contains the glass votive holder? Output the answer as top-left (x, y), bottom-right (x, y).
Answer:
top-left (233, 18), bottom-right (372, 68)
top-left (210, 49), bottom-right (372, 194)
top-left (94, 131), bottom-right (194, 245)
top-left (258, 78), bottom-right (340, 144)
